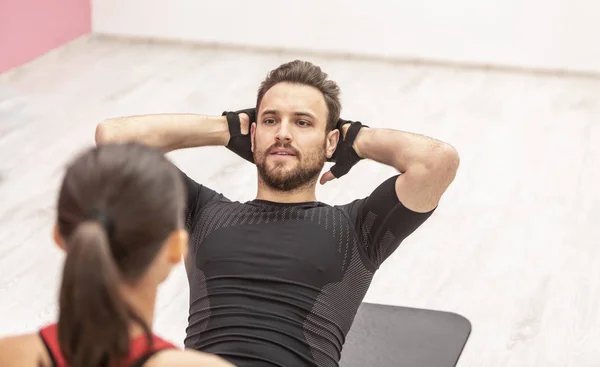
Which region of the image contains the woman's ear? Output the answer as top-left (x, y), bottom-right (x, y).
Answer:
top-left (166, 229), bottom-right (189, 264)
top-left (53, 224), bottom-right (66, 252)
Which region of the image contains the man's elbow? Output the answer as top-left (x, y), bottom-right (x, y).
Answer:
top-left (441, 144), bottom-right (460, 171)
top-left (95, 119), bottom-right (120, 145)
top-left (427, 143), bottom-right (460, 183)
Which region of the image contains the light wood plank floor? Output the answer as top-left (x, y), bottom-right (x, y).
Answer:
top-left (1, 35), bottom-right (599, 367)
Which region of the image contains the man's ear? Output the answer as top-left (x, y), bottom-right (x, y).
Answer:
top-left (53, 224), bottom-right (66, 252)
top-left (251, 122), bottom-right (257, 153)
top-left (325, 129), bottom-right (340, 159)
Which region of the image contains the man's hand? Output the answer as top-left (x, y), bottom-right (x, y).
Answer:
top-left (222, 108), bottom-right (254, 163)
top-left (320, 119), bottom-right (367, 184)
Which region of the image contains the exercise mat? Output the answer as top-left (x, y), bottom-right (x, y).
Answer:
top-left (339, 302), bottom-right (471, 367)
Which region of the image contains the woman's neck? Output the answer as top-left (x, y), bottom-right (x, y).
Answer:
top-left (120, 283), bottom-right (157, 337)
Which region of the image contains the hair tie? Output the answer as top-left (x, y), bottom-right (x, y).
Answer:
top-left (86, 209), bottom-right (115, 238)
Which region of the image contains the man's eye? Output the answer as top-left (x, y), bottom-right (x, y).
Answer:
top-left (264, 119), bottom-right (276, 124)
top-left (297, 120), bottom-right (310, 127)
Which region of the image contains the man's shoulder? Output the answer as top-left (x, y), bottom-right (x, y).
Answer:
top-left (197, 198), bottom-right (358, 219)
top-left (331, 197), bottom-right (368, 220)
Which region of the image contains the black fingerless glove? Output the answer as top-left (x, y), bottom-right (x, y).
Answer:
top-left (222, 108), bottom-right (256, 163)
top-left (329, 119), bottom-right (368, 178)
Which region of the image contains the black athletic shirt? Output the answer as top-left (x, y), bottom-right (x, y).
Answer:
top-left (180, 171), bottom-right (435, 367)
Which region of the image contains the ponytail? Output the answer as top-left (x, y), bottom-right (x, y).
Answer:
top-left (53, 143), bottom-right (182, 366)
top-left (57, 221), bottom-right (131, 367)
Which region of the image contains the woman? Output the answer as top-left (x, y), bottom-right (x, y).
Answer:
top-left (0, 142), bottom-right (234, 367)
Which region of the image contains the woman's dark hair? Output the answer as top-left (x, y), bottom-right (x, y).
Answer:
top-left (55, 142), bottom-right (186, 367)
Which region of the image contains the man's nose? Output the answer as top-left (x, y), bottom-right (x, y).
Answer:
top-left (275, 121), bottom-right (293, 143)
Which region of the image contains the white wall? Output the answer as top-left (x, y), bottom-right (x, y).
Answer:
top-left (92, 0), bottom-right (600, 74)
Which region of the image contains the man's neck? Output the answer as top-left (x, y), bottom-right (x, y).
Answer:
top-left (256, 180), bottom-right (317, 203)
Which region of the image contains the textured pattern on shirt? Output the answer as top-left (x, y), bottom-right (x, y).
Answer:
top-left (183, 199), bottom-right (377, 367)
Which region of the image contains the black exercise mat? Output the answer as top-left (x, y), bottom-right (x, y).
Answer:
top-left (339, 302), bottom-right (471, 367)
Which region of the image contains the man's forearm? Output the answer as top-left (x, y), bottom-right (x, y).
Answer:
top-left (95, 114), bottom-right (231, 152)
top-left (352, 126), bottom-right (459, 174)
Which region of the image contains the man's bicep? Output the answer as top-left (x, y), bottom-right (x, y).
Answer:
top-left (346, 175), bottom-right (436, 267)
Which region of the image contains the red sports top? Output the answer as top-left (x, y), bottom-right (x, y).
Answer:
top-left (39, 323), bottom-right (177, 367)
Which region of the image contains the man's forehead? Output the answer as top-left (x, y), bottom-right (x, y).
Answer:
top-left (259, 83), bottom-right (328, 119)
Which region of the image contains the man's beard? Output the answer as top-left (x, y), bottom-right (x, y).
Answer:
top-left (255, 143), bottom-right (326, 192)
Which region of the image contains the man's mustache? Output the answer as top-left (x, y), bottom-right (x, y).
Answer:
top-left (266, 143), bottom-right (300, 157)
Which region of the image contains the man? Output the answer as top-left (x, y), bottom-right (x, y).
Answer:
top-left (95, 60), bottom-right (460, 367)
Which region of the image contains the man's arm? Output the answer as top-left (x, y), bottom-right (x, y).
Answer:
top-left (325, 125), bottom-right (459, 213)
top-left (95, 113), bottom-right (250, 152)
top-left (95, 113), bottom-right (239, 227)
top-left (339, 175), bottom-right (436, 267)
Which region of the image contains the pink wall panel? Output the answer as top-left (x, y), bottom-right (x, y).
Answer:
top-left (0, 0), bottom-right (91, 73)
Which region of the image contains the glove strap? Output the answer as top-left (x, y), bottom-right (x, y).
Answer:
top-left (345, 121), bottom-right (362, 140)
top-left (222, 111), bottom-right (241, 137)
top-left (343, 121), bottom-right (367, 152)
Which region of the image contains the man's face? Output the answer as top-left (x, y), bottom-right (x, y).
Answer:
top-left (251, 82), bottom-right (339, 192)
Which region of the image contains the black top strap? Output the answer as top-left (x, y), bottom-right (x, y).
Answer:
top-left (38, 331), bottom-right (58, 367)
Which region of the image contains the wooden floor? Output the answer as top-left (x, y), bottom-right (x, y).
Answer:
top-left (1, 35), bottom-right (599, 366)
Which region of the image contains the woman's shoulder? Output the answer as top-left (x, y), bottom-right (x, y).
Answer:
top-left (145, 349), bottom-right (236, 367)
top-left (0, 332), bottom-right (50, 367)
